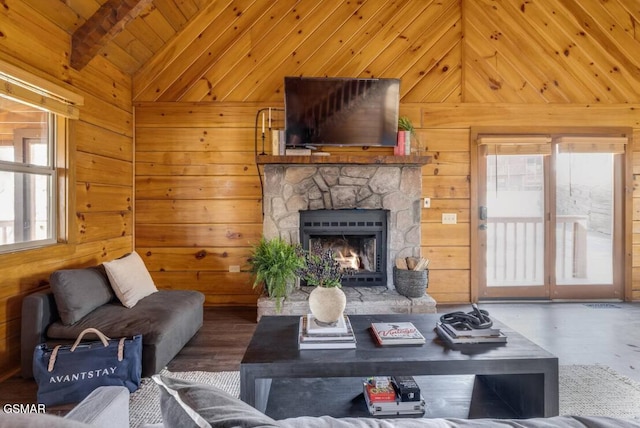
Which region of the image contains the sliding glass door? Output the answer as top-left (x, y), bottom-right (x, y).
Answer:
top-left (476, 135), bottom-right (625, 300)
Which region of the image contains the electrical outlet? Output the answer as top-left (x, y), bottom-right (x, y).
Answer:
top-left (442, 213), bottom-right (457, 224)
top-left (423, 197), bottom-right (431, 208)
top-left (228, 265), bottom-right (240, 273)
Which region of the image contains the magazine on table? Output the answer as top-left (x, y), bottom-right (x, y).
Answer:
top-left (370, 322), bottom-right (426, 345)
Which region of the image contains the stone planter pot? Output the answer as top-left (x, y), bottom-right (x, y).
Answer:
top-left (308, 286), bottom-right (346, 325)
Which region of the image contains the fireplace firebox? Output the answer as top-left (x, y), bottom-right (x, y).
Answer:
top-left (299, 209), bottom-right (388, 287)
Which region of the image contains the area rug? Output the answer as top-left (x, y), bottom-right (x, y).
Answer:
top-left (129, 365), bottom-right (640, 427)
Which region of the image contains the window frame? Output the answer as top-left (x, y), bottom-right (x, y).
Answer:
top-left (0, 112), bottom-right (59, 252)
top-left (0, 59), bottom-right (79, 255)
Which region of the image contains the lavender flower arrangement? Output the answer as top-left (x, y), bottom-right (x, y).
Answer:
top-left (297, 241), bottom-right (355, 288)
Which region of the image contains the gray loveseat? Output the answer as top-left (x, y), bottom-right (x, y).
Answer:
top-left (2, 380), bottom-right (640, 428)
top-left (21, 261), bottom-right (204, 379)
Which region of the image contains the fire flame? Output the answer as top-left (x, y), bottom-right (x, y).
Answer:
top-left (335, 250), bottom-right (360, 270)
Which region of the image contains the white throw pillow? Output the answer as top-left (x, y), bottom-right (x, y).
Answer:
top-left (104, 251), bottom-right (157, 308)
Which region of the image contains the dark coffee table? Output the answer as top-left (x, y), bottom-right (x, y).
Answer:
top-left (240, 313), bottom-right (558, 419)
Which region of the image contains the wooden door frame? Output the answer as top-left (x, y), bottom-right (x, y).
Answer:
top-left (470, 126), bottom-right (633, 302)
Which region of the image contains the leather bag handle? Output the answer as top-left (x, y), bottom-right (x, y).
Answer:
top-left (47, 328), bottom-right (126, 372)
top-left (71, 328), bottom-right (111, 351)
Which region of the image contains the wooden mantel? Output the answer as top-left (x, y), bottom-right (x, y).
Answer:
top-left (255, 154), bottom-right (431, 165)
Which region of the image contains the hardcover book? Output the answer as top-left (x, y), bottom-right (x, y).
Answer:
top-left (440, 321), bottom-right (502, 338)
top-left (298, 316), bottom-right (356, 350)
top-left (299, 316), bottom-right (354, 342)
top-left (305, 314), bottom-right (349, 335)
top-left (436, 322), bottom-right (507, 344)
top-left (364, 380), bottom-right (397, 402)
top-left (370, 322), bottom-right (426, 345)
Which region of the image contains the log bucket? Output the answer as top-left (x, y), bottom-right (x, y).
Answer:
top-left (393, 266), bottom-right (429, 298)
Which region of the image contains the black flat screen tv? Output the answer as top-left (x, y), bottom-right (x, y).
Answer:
top-left (284, 76), bottom-right (400, 147)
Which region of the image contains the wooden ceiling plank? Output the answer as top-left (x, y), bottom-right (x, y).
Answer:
top-left (70, 0), bottom-right (155, 70)
top-left (110, 24), bottom-right (155, 64)
top-left (547, 0), bottom-right (640, 101)
top-left (326, 1), bottom-right (432, 78)
top-left (379, 0), bottom-right (459, 83)
top-left (559, 0), bottom-right (640, 72)
top-left (99, 41), bottom-right (144, 75)
top-left (464, 41), bottom-right (530, 103)
top-left (464, 4), bottom-right (571, 103)
top-left (208, 0), bottom-right (362, 102)
top-left (474, 0), bottom-right (598, 104)
top-left (133, 0), bottom-right (234, 101)
top-left (401, 29), bottom-right (463, 103)
top-left (153, 0), bottom-right (189, 32)
top-left (162, 0), bottom-right (275, 101)
top-left (501, 0), bottom-right (623, 103)
top-left (253, 0), bottom-right (384, 101)
top-left (307, 1), bottom-right (417, 80)
top-left (21, 0), bottom-right (81, 33)
top-left (610, 0), bottom-right (640, 37)
top-left (121, 7), bottom-right (166, 53)
top-left (249, 0), bottom-right (429, 102)
top-left (213, 0), bottom-right (336, 102)
top-left (368, 0), bottom-right (454, 78)
top-left (140, 5), bottom-right (178, 43)
top-left (174, 0), bottom-right (200, 19)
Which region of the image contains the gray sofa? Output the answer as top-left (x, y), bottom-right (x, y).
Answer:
top-left (2, 380), bottom-right (640, 428)
top-left (21, 264), bottom-right (204, 379)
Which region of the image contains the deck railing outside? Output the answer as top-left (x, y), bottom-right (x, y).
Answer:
top-left (487, 215), bottom-right (587, 285)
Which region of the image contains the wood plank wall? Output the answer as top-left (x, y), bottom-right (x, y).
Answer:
top-left (0, 2), bottom-right (134, 380)
top-left (134, 0), bottom-right (640, 305)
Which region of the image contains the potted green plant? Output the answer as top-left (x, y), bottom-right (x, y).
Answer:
top-left (248, 237), bottom-right (304, 312)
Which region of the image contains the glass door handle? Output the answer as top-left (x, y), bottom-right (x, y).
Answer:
top-left (479, 206), bottom-right (488, 220)
top-left (479, 224), bottom-right (488, 230)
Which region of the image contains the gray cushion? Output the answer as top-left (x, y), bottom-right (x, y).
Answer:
top-left (153, 374), bottom-right (279, 428)
top-left (49, 266), bottom-right (115, 325)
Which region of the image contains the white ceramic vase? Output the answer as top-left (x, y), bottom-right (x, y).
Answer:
top-left (308, 286), bottom-right (346, 325)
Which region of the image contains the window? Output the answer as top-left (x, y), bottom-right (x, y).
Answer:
top-left (0, 60), bottom-right (82, 253)
top-left (0, 97), bottom-right (58, 251)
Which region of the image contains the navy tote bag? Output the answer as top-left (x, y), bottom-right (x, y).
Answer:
top-left (33, 327), bottom-right (142, 406)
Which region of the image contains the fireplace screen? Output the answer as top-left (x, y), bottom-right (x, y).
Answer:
top-left (300, 209), bottom-right (388, 287)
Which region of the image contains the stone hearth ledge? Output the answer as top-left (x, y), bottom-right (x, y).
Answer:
top-left (257, 286), bottom-right (436, 321)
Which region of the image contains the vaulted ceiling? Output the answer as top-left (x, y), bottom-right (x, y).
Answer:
top-left (24, 0), bottom-right (640, 104)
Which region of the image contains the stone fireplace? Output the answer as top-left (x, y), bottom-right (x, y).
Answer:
top-left (262, 163), bottom-right (423, 288)
top-left (257, 156), bottom-right (436, 318)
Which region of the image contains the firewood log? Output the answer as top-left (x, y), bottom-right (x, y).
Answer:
top-left (395, 258), bottom-right (408, 270)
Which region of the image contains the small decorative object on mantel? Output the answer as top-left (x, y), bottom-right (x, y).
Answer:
top-left (396, 116), bottom-right (420, 156)
top-left (297, 241), bottom-right (355, 325)
top-left (393, 257), bottom-right (430, 298)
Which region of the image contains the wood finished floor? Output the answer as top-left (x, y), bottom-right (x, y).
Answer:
top-left (1, 302), bottom-right (639, 406)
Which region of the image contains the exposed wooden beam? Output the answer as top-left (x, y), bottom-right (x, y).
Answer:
top-left (70, 0), bottom-right (154, 71)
